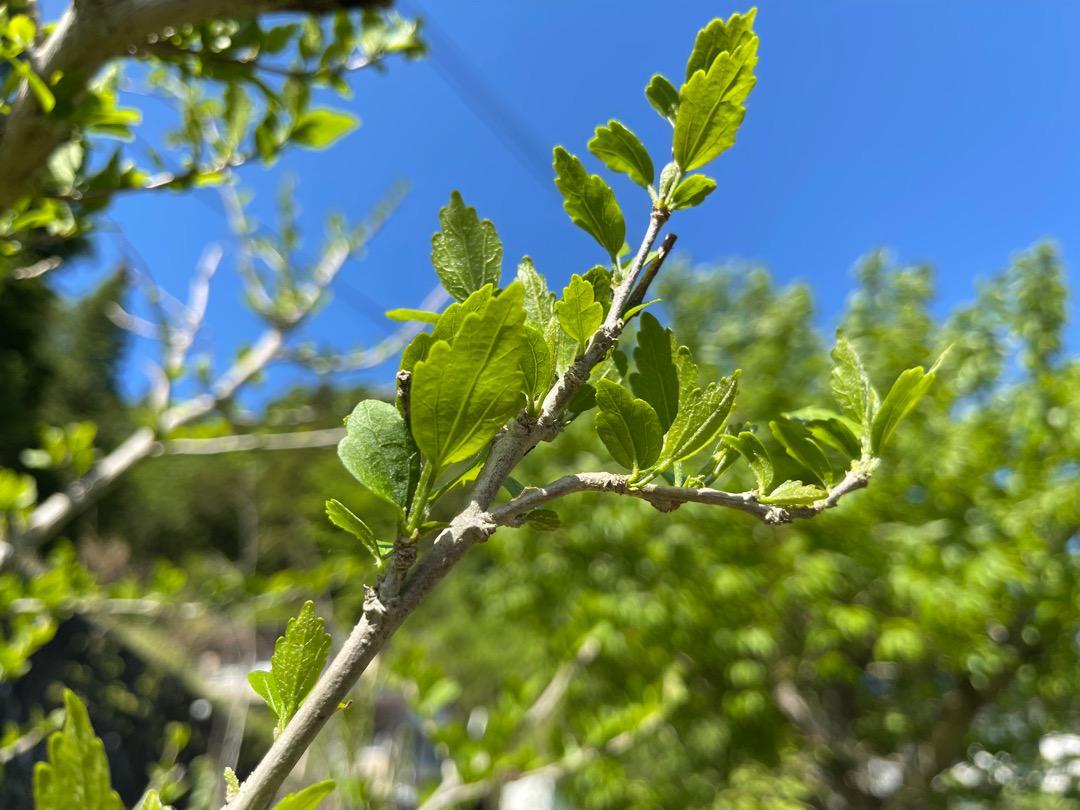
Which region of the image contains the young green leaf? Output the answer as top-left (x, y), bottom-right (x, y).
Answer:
top-left (629, 313), bottom-right (679, 431)
top-left (582, 265), bottom-right (614, 315)
top-left (595, 379), bottom-right (663, 471)
top-left (274, 780), bottom-right (336, 810)
top-left (668, 174), bottom-right (717, 209)
top-left (552, 147), bottom-right (626, 261)
top-left (522, 325), bottom-right (554, 403)
top-left (338, 400), bottom-right (420, 513)
top-left (587, 120), bottom-right (654, 188)
top-left (645, 74), bottom-right (680, 126)
top-left (523, 508), bottom-right (561, 531)
top-left (685, 8), bottom-right (759, 79)
top-left (517, 257), bottom-right (555, 328)
top-left (871, 350), bottom-right (946, 453)
top-left (386, 308), bottom-right (440, 325)
top-left (722, 431), bottom-right (773, 494)
top-left (760, 479), bottom-right (827, 506)
top-left (248, 601), bottom-right (333, 737)
top-left (325, 499), bottom-right (389, 564)
top-left (673, 20), bottom-right (758, 171)
top-left (545, 312), bottom-right (577, 377)
top-left (555, 274), bottom-right (604, 349)
top-left (138, 790), bottom-right (170, 810)
top-left (401, 332), bottom-right (433, 375)
top-left (432, 284), bottom-right (496, 344)
top-left (291, 109), bottom-right (359, 149)
top-left (431, 191), bottom-right (503, 301)
top-left (658, 372), bottom-right (739, 467)
top-left (830, 333), bottom-right (879, 454)
top-left (33, 690), bottom-right (123, 810)
top-left (224, 768), bottom-right (240, 803)
top-left (622, 298), bottom-right (662, 320)
top-left (784, 407), bottom-right (862, 461)
top-left (769, 418), bottom-right (834, 486)
top-left (411, 283), bottom-right (528, 472)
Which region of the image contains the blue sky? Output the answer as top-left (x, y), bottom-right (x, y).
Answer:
top-left (57, 1), bottom-right (1080, 406)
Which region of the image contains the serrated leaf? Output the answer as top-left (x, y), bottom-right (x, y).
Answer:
top-left (657, 356), bottom-right (739, 467)
top-left (291, 109), bottom-right (359, 149)
top-left (595, 380), bottom-right (662, 471)
top-left (338, 400), bottom-right (420, 513)
top-left (769, 418), bottom-right (834, 486)
top-left (629, 313), bottom-right (679, 431)
top-left (522, 325), bottom-right (553, 403)
top-left (432, 285), bottom-right (495, 344)
top-left (401, 332), bottom-right (433, 375)
top-left (32, 690), bottom-right (123, 810)
top-left (274, 780), bottom-right (336, 810)
top-left (668, 174), bottom-right (717, 209)
top-left (685, 9), bottom-right (759, 79)
top-left (247, 601), bottom-right (332, 737)
top-left (588, 120), bottom-right (654, 188)
top-left (544, 312), bottom-right (577, 377)
top-left (556, 274), bottom-right (604, 349)
top-left (386, 308), bottom-right (440, 324)
top-left (871, 350), bottom-right (946, 453)
top-left (760, 479), bottom-right (827, 506)
top-left (552, 147), bottom-right (626, 260)
top-left (411, 283), bottom-right (528, 472)
top-left (582, 265), bottom-right (614, 316)
top-left (325, 499), bottom-right (387, 564)
top-left (830, 333), bottom-right (879, 455)
top-left (722, 431), bottom-right (773, 494)
top-left (517, 257), bottom-right (554, 328)
top-left (645, 74), bottom-right (680, 126)
top-left (431, 191), bottom-right (503, 301)
top-left (673, 28), bottom-right (758, 171)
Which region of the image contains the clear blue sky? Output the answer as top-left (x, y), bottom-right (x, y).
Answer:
top-left (57, 1), bottom-right (1080, 407)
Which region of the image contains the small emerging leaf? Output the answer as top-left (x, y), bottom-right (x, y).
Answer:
top-left (386, 308), bottom-right (440, 325)
top-left (760, 479), bottom-right (827, 505)
top-left (770, 418), bottom-right (834, 486)
top-left (247, 601), bottom-right (332, 737)
top-left (325, 499), bottom-right (389, 564)
top-left (668, 174), bottom-right (717, 209)
top-left (722, 431), bottom-right (773, 494)
top-left (871, 350), bottom-right (947, 453)
top-left (517, 257), bottom-right (555, 328)
top-left (32, 690), bottom-right (123, 810)
top-left (338, 400), bottom-right (420, 513)
top-left (645, 74), bottom-right (680, 126)
top-left (830, 333), bottom-right (879, 455)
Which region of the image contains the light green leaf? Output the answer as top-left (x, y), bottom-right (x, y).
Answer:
top-left (545, 311), bottom-right (577, 377)
top-left (623, 298), bottom-right (661, 320)
top-left (668, 174), bottom-right (717, 209)
top-left (522, 325), bottom-right (554, 403)
top-left (685, 9), bottom-right (759, 79)
top-left (588, 120), bottom-right (654, 188)
top-left (645, 74), bottom-right (680, 126)
top-left (8, 14), bottom-right (35, 49)
top-left (274, 780), bottom-right (336, 810)
top-left (784, 407), bottom-right (862, 460)
top-left (432, 285), bottom-right (495, 344)
top-left (582, 265), bottom-right (614, 315)
top-left (595, 379), bottom-right (662, 471)
top-left (769, 419), bottom-right (834, 486)
top-left (722, 432), bottom-right (773, 494)
top-left (830, 333), bottom-right (879, 455)
top-left (386, 308), bottom-right (440, 324)
top-left (517, 257), bottom-right (554, 328)
top-left (657, 350), bottom-right (739, 467)
top-left (138, 789), bottom-right (170, 810)
top-left (291, 109), bottom-right (359, 149)
top-left (338, 400), bottom-right (420, 512)
top-left (552, 147), bottom-right (626, 260)
top-left (32, 690), bottom-right (123, 810)
top-left (556, 274), bottom-right (604, 349)
top-left (431, 192), bottom-right (503, 301)
top-left (672, 23), bottom-right (758, 171)
top-left (629, 313), bottom-right (679, 431)
top-left (760, 479), bottom-right (827, 506)
top-left (871, 350), bottom-right (946, 453)
top-left (325, 499), bottom-right (389, 564)
top-left (224, 768), bottom-right (240, 804)
top-left (247, 601), bottom-right (332, 737)
top-left (400, 332), bottom-right (433, 375)
top-left (411, 283), bottom-right (528, 472)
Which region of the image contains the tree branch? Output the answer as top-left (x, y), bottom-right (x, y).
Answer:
top-left (0, 0), bottom-right (390, 212)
